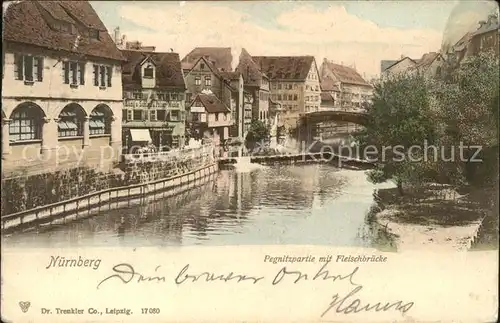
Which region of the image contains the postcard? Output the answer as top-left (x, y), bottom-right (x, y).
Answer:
top-left (1, 0), bottom-right (499, 322)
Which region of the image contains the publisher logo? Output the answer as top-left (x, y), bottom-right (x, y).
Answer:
top-left (19, 301), bottom-right (31, 313)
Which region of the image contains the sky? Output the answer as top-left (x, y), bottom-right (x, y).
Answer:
top-left (7, 1), bottom-right (497, 79)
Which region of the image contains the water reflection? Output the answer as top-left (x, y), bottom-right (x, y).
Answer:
top-left (2, 165), bottom-right (395, 249)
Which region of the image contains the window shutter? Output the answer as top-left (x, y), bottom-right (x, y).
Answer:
top-left (79, 63), bottom-right (85, 85)
top-left (15, 55), bottom-right (23, 80)
top-left (63, 61), bottom-right (70, 84)
top-left (93, 65), bottom-right (99, 86)
top-left (36, 57), bottom-right (44, 81)
top-left (127, 110), bottom-right (133, 121)
top-left (106, 66), bottom-right (112, 87)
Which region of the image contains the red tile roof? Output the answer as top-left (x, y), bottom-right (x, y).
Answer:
top-left (413, 52), bottom-right (442, 69)
top-left (121, 50), bottom-right (186, 89)
top-left (323, 61), bottom-right (369, 86)
top-left (181, 47), bottom-right (233, 72)
top-left (236, 48), bottom-right (265, 86)
top-left (195, 94), bottom-right (231, 113)
top-left (320, 77), bottom-right (340, 92)
top-left (251, 56), bottom-right (315, 81)
top-left (219, 71), bottom-right (242, 81)
top-left (3, 1), bottom-right (125, 61)
top-left (320, 92), bottom-right (335, 105)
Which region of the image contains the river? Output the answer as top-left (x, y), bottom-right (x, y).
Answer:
top-left (2, 164), bottom-right (397, 250)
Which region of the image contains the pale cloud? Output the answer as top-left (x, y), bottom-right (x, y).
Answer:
top-left (117, 2), bottom-right (444, 78)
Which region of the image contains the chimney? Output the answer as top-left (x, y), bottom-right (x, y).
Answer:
top-left (478, 20), bottom-right (487, 28)
top-left (114, 27), bottom-right (120, 44)
top-left (400, 54), bottom-right (405, 59)
top-left (488, 14), bottom-right (499, 26)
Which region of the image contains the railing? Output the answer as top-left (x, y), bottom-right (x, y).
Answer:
top-left (1, 163), bottom-right (218, 231)
top-left (122, 144), bottom-right (215, 163)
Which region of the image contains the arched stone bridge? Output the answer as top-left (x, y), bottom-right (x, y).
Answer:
top-left (299, 110), bottom-right (369, 126)
top-left (295, 110), bottom-right (369, 142)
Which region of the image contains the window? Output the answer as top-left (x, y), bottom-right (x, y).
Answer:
top-left (186, 93), bottom-right (192, 103)
top-left (93, 64), bottom-right (112, 87)
top-left (58, 105), bottom-right (83, 137)
top-left (126, 109), bottom-right (133, 121)
top-left (195, 77), bottom-right (201, 85)
top-left (157, 110), bottom-right (166, 121)
top-left (150, 110), bottom-right (157, 121)
top-left (89, 107), bottom-right (110, 135)
top-left (277, 94), bottom-right (282, 100)
top-left (200, 63), bottom-right (205, 70)
top-left (288, 94), bottom-right (293, 100)
top-left (171, 92), bottom-right (179, 101)
top-left (9, 104), bottom-right (42, 141)
top-left (157, 92), bottom-right (166, 101)
top-left (223, 113), bottom-right (228, 121)
top-left (89, 29), bottom-right (99, 40)
top-left (143, 64), bottom-right (154, 78)
top-left (133, 91), bottom-right (142, 99)
top-left (63, 61), bottom-right (85, 85)
top-left (170, 110), bottom-right (180, 121)
top-left (133, 110), bottom-right (142, 120)
top-left (294, 94), bottom-right (298, 100)
top-left (205, 77), bottom-right (211, 86)
top-left (277, 83), bottom-right (282, 90)
top-left (272, 83), bottom-right (277, 90)
top-left (215, 113), bottom-right (219, 122)
top-left (14, 55), bottom-right (43, 82)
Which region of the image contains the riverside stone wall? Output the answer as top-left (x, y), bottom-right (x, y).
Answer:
top-left (1, 146), bottom-right (215, 216)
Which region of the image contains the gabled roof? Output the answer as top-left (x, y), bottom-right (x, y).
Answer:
top-left (251, 56), bottom-right (315, 81)
top-left (322, 60), bottom-right (370, 86)
top-left (381, 60), bottom-right (399, 73)
top-left (383, 56), bottom-right (418, 72)
top-left (452, 32), bottom-right (473, 52)
top-left (3, 1), bottom-right (125, 61)
top-left (320, 77), bottom-right (340, 92)
top-left (320, 92), bottom-right (335, 105)
top-left (219, 71), bottom-right (242, 81)
top-left (413, 52), bottom-right (444, 69)
top-left (194, 94), bottom-right (231, 113)
top-left (472, 14), bottom-right (499, 37)
top-left (181, 47), bottom-right (233, 72)
top-left (236, 48), bottom-right (265, 86)
top-left (121, 50), bottom-right (186, 89)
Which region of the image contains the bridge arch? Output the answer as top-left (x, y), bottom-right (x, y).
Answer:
top-left (295, 110), bottom-right (369, 143)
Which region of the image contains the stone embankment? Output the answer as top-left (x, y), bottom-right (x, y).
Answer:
top-left (371, 184), bottom-right (489, 252)
top-left (1, 145), bottom-right (217, 233)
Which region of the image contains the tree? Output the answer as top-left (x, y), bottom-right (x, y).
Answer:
top-left (432, 50), bottom-right (499, 187)
top-left (355, 73), bottom-right (438, 195)
top-left (245, 120), bottom-right (270, 151)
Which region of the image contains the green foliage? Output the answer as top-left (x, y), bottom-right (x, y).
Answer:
top-left (359, 51), bottom-right (499, 191)
top-left (355, 73), bottom-right (437, 193)
top-left (433, 51), bottom-right (499, 186)
top-left (245, 120), bottom-right (270, 150)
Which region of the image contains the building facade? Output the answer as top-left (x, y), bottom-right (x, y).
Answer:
top-left (380, 56), bottom-right (418, 78)
top-left (189, 93), bottom-right (233, 146)
top-left (2, 1), bottom-right (125, 174)
top-left (320, 59), bottom-right (373, 110)
top-left (408, 52), bottom-right (446, 79)
top-left (248, 56), bottom-right (321, 130)
top-left (121, 50), bottom-right (187, 152)
top-left (467, 14), bottom-right (499, 57)
top-left (182, 49), bottom-right (244, 143)
top-left (236, 49), bottom-right (270, 125)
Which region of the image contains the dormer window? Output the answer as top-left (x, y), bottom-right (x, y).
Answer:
top-left (89, 29), bottom-right (99, 40)
top-left (143, 64), bottom-right (154, 78)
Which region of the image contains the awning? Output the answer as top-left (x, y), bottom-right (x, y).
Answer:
top-left (129, 129), bottom-right (152, 142)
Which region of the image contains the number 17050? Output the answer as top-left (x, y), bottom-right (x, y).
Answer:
top-left (141, 308), bottom-right (160, 314)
